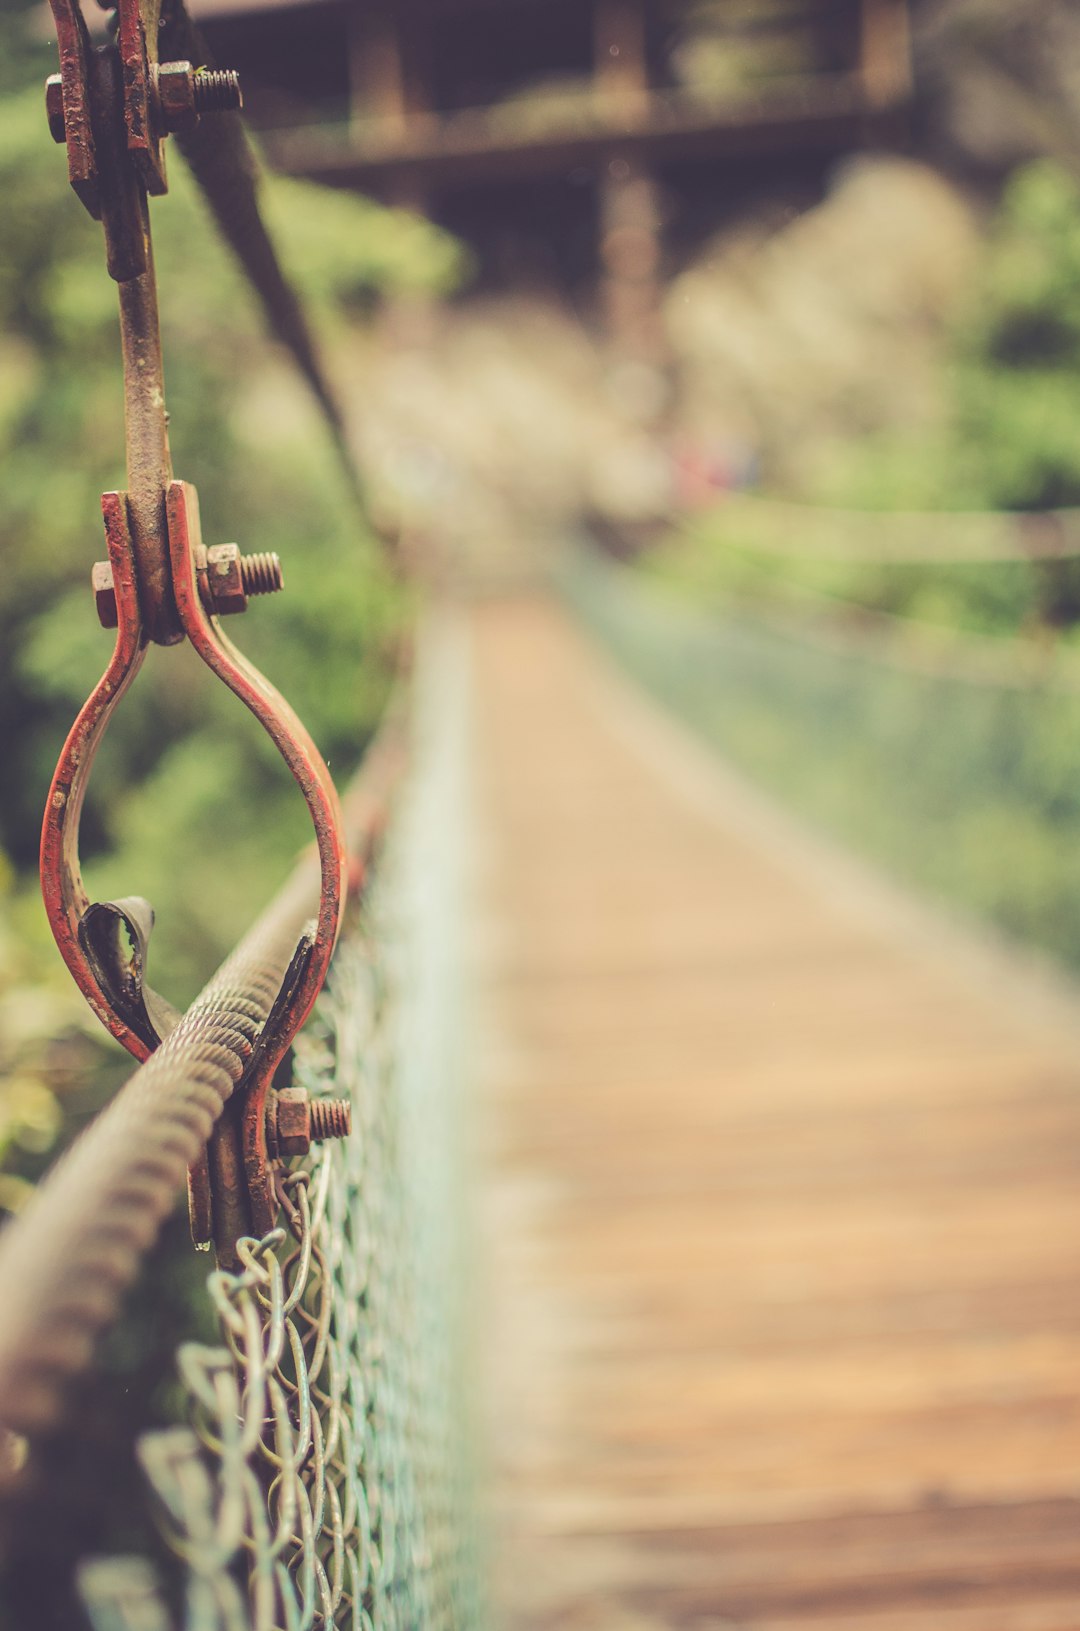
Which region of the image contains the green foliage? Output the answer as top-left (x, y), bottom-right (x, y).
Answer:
top-left (662, 164), bottom-right (1080, 644)
top-left (264, 177), bottom-right (470, 308)
top-left (614, 163), bottom-right (1080, 973)
top-left (951, 162), bottom-right (1080, 510)
top-left (809, 159), bottom-right (1080, 516)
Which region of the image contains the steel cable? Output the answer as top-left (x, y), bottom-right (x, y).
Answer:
top-left (159, 0), bottom-right (365, 506)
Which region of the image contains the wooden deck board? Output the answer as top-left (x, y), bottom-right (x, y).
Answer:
top-left (468, 597), bottom-right (1080, 1629)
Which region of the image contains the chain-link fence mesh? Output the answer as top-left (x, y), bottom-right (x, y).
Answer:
top-left (566, 544), bottom-right (1080, 971)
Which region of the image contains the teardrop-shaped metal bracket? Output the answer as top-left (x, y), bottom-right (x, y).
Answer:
top-left (40, 479), bottom-right (347, 1081)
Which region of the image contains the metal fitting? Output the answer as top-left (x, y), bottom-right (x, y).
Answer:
top-left (47, 64), bottom-right (242, 145)
top-left (46, 75), bottom-right (65, 143)
top-left (93, 544), bottom-right (282, 626)
top-left (204, 543), bottom-right (246, 616)
top-left (204, 544), bottom-right (284, 617)
top-left (92, 561), bottom-right (118, 629)
top-left (267, 1088), bottom-right (352, 1159)
top-left (155, 62), bottom-right (243, 133)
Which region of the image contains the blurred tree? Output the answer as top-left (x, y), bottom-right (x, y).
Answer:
top-left (805, 159), bottom-right (1080, 527)
top-left (954, 160), bottom-right (1080, 510)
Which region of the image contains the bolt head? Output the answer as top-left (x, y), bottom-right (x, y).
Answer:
top-left (273, 1089), bottom-right (312, 1158)
top-left (206, 543), bottom-right (247, 616)
top-left (92, 561), bottom-right (118, 629)
top-left (156, 61), bottom-right (198, 132)
top-left (46, 75), bottom-right (65, 143)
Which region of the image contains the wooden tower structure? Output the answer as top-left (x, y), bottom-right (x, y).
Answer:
top-left (191, 0), bottom-right (913, 348)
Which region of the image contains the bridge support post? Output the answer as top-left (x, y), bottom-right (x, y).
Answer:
top-left (347, 0), bottom-right (431, 140)
top-left (599, 152), bottom-right (663, 364)
top-left (594, 0), bottom-right (649, 123)
top-left (858, 0), bottom-right (912, 108)
top-left (593, 0), bottom-right (663, 361)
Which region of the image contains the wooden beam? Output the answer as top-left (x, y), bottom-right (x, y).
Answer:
top-left (348, 0), bottom-right (432, 135)
top-left (599, 151), bottom-right (663, 360)
top-left (594, 0), bottom-right (649, 123)
top-left (276, 74), bottom-right (872, 194)
top-left (859, 0), bottom-right (912, 109)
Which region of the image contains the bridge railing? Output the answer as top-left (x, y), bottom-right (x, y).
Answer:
top-left (565, 535), bottom-right (1080, 972)
top-left (0, 617), bottom-right (479, 1631)
top-left (663, 491), bottom-right (1080, 563)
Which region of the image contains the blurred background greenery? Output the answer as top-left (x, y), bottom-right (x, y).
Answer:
top-left (578, 153), bottom-right (1080, 973)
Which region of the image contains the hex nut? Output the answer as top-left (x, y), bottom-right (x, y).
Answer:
top-left (156, 61), bottom-right (199, 132)
top-left (46, 75), bottom-right (65, 144)
top-left (206, 543), bottom-right (247, 616)
top-left (92, 561), bottom-right (118, 629)
top-left (273, 1089), bottom-right (312, 1158)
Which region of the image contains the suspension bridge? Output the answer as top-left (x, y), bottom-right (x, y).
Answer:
top-left (4, 0), bottom-right (1080, 1618)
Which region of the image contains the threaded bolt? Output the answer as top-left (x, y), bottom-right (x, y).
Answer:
top-left (239, 552), bottom-right (284, 597)
top-left (192, 69), bottom-right (243, 114)
top-left (157, 63), bottom-right (243, 132)
top-left (268, 1090), bottom-right (351, 1159)
top-left (310, 1099), bottom-right (352, 1142)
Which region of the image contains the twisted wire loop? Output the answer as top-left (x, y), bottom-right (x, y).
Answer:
top-left (120, 900), bottom-right (480, 1631)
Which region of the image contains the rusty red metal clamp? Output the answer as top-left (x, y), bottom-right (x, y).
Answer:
top-left (40, 0), bottom-right (348, 1259)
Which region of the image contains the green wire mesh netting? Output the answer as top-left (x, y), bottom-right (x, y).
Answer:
top-left (75, 626), bottom-right (480, 1631)
top-left (566, 545), bottom-right (1080, 971)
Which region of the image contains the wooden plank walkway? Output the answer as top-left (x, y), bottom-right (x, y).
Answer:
top-left (467, 596), bottom-right (1080, 1631)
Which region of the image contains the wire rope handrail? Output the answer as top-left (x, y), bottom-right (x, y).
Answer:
top-left (591, 534), bottom-right (1080, 693)
top-left (664, 490), bottom-right (1080, 563)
